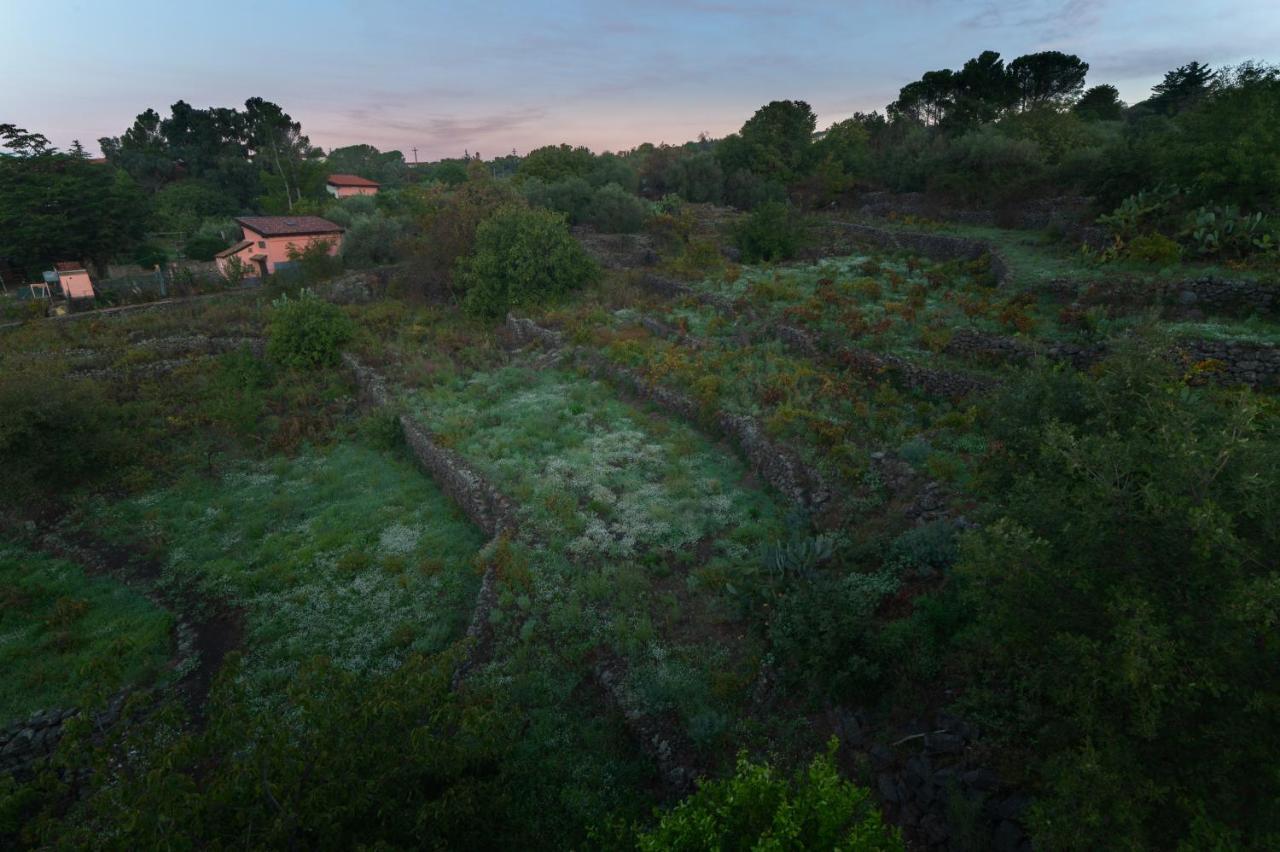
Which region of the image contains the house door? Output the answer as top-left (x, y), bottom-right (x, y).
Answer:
top-left (256, 258), bottom-right (269, 279)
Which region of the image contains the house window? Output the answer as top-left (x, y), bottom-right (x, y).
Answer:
top-left (257, 241), bottom-right (266, 248)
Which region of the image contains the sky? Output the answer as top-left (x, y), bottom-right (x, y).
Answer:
top-left (2, 0), bottom-right (1278, 160)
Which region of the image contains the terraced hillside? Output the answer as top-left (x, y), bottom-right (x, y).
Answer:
top-left (1, 215), bottom-right (1276, 850)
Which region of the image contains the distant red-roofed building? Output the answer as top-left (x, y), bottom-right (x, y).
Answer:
top-left (215, 216), bottom-right (344, 279)
top-left (326, 173), bottom-right (380, 198)
top-left (53, 262), bottom-right (95, 300)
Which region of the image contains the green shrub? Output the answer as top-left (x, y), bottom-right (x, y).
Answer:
top-left (459, 205), bottom-right (599, 318)
top-left (400, 176), bottom-right (522, 302)
top-left (267, 289), bottom-right (354, 368)
top-left (0, 370), bottom-right (118, 499)
top-left (1125, 231), bottom-right (1182, 265)
top-left (586, 183), bottom-right (649, 233)
top-left (285, 239), bottom-right (342, 282)
top-left (183, 233), bottom-right (228, 262)
top-left (341, 213), bottom-right (404, 267)
top-left (732, 201), bottom-right (805, 263)
top-left (957, 343), bottom-right (1280, 849)
top-left (521, 175), bottom-right (594, 223)
top-left (631, 740), bottom-right (902, 850)
top-left (132, 243), bottom-right (168, 269)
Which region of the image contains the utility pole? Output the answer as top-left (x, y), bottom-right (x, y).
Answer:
top-left (412, 146), bottom-right (418, 165)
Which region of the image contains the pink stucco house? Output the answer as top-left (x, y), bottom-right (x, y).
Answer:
top-left (216, 216), bottom-right (344, 279)
top-left (54, 262), bottom-right (95, 300)
top-left (325, 174), bottom-right (380, 198)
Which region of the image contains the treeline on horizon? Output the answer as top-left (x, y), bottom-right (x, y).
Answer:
top-left (2, 48), bottom-right (1278, 278)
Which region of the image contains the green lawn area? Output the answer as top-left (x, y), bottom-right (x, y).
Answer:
top-left (0, 544), bottom-right (173, 721)
top-left (93, 441), bottom-right (487, 707)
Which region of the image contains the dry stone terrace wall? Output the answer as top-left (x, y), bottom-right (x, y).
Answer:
top-left (343, 352), bottom-right (516, 689)
top-left (773, 322), bottom-right (997, 400)
top-left (831, 222), bottom-right (1013, 287)
top-left (943, 328), bottom-right (1280, 390)
top-left (344, 350), bottom-right (705, 792)
top-left (637, 273), bottom-right (996, 401)
top-left (504, 315), bottom-right (833, 512)
top-left (1177, 339), bottom-right (1280, 389)
top-left (1067, 275), bottom-right (1280, 319)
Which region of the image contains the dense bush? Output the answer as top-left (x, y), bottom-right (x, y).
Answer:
top-left (955, 344), bottom-right (1280, 849)
top-left (401, 175), bottom-right (521, 302)
top-left (732, 201), bottom-right (805, 262)
top-left (184, 218), bottom-right (242, 261)
top-left (0, 370), bottom-right (118, 499)
top-left (630, 742), bottom-right (902, 850)
top-left (13, 654), bottom-right (525, 849)
top-left (267, 288), bottom-right (354, 368)
top-left (341, 212), bottom-right (404, 267)
top-left (152, 179), bottom-right (238, 235)
top-left (458, 205), bottom-right (598, 318)
top-left (586, 182), bottom-right (649, 233)
top-left (521, 175), bottom-right (595, 223)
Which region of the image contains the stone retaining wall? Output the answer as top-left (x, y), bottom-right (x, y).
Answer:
top-left (944, 328), bottom-right (1279, 390)
top-left (636, 274), bottom-right (995, 401)
top-left (1177, 339), bottom-right (1280, 389)
top-left (832, 223), bottom-right (1013, 287)
top-left (342, 353), bottom-right (516, 688)
top-left (505, 315), bottom-right (833, 512)
top-left (835, 709), bottom-right (1033, 852)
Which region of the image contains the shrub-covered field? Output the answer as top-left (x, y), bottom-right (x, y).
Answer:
top-left (0, 545), bottom-right (171, 720)
top-left (1, 188), bottom-right (1277, 850)
top-left (92, 443), bottom-right (487, 707)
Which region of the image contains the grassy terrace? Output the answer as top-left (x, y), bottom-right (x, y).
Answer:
top-left (0, 544), bottom-right (172, 721)
top-left (87, 442), bottom-right (487, 708)
top-left (405, 364), bottom-right (787, 737)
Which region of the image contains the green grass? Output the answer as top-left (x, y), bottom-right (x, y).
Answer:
top-left (92, 441), bottom-right (486, 707)
top-left (407, 365), bottom-right (789, 741)
top-left (0, 544), bottom-right (172, 721)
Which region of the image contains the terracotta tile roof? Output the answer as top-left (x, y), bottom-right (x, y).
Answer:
top-left (326, 173), bottom-right (380, 187)
top-left (215, 239), bottom-right (253, 258)
top-left (54, 261), bottom-right (86, 272)
top-left (235, 216), bottom-right (344, 237)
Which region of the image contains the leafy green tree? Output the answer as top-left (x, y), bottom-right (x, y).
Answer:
top-left (807, 118), bottom-right (871, 200)
top-left (888, 70), bottom-right (957, 126)
top-left (459, 205), bottom-right (598, 318)
top-left (1153, 62), bottom-right (1280, 208)
top-left (341, 213), bottom-right (404, 267)
top-left (631, 741), bottom-right (902, 851)
top-left (672, 150), bottom-right (724, 203)
top-left (1146, 60), bottom-right (1219, 115)
top-left (732, 201), bottom-right (805, 262)
top-left (1073, 84), bottom-right (1125, 121)
top-left (956, 343), bottom-right (1280, 849)
top-left (587, 152), bottom-right (639, 193)
top-left (97, 108), bottom-right (174, 191)
top-left (517, 144), bottom-right (596, 183)
top-left (0, 125), bottom-right (150, 275)
top-left (401, 171), bottom-right (522, 301)
top-left (949, 50), bottom-right (1018, 127)
top-left (1007, 51), bottom-right (1089, 110)
top-left (244, 96), bottom-right (320, 211)
top-left (735, 100), bottom-right (818, 183)
top-left (324, 143), bottom-right (409, 188)
top-left (586, 183), bottom-right (649, 233)
top-left (521, 175), bottom-right (596, 223)
top-left (152, 179), bottom-right (239, 234)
